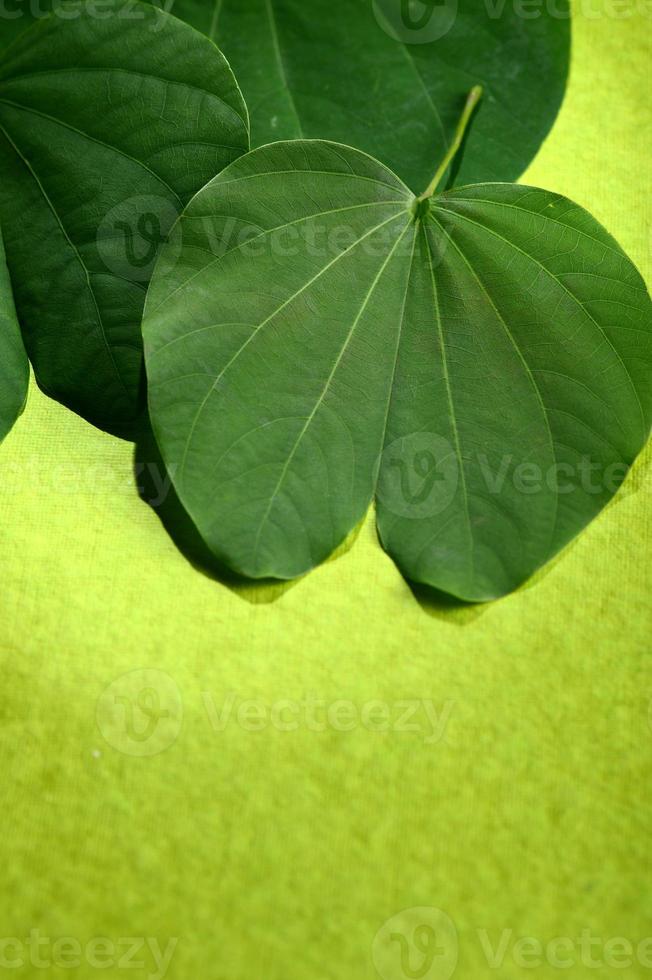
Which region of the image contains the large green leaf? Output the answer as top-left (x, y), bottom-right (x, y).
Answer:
top-left (0, 0), bottom-right (248, 430)
top-left (0, 222), bottom-right (29, 444)
top-left (143, 140), bottom-right (652, 601)
top-left (157, 0), bottom-right (570, 191)
top-left (6, 0), bottom-right (570, 192)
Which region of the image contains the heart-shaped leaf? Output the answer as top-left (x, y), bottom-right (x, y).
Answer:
top-left (0, 222), bottom-right (29, 444)
top-left (143, 138), bottom-right (652, 601)
top-left (0, 0), bottom-right (248, 430)
top-left (149, 0), bottom-right (571, 191)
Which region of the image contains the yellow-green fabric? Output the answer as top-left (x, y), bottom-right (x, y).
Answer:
top-left (1, 4), bottom-right (650, 978)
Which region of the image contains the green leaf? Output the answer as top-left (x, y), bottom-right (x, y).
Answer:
top-left (142, 0), bottom-right (568, 191)
top-left (0, 222), bottom-right (29, 445)
top-left (143, 140), bottom-right (652, 601)
top-left (0, 0), bottom-right (248, 430)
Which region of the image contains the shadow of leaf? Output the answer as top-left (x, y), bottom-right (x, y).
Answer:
top-left (408, 580), bottom-right (488, 625)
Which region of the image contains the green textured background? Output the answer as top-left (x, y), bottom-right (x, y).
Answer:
top-left (1, 2), bottom-right (651, 977)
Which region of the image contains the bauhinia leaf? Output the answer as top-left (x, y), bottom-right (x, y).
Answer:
top-left (143, 139), bottom-right (652, 601)
top-left (146, 0), bottom-right (570, 191)
top-left (0, 0), bottom-right (248, 430)
top-left (0, 222), bottom-right (29, 444)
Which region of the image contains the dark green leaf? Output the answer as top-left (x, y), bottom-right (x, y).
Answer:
top-left (0, 0), bottom-right (248, 430)
top-left (146, 0), bottom-right (570, 191)
top-left (0, 222), bottom-right (29, 444)
top-left (143, 140), bottom-right (652, 601)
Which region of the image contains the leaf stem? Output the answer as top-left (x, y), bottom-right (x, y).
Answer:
top-left (419, 85), bottom-right (483, 201)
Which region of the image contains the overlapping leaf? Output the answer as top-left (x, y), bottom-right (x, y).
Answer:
top-left (152, 0), bottom-right (570, 191)
top-left (0, 222), bottom-right (29, 445)
top-left (4, 0), bottom-right (570, 191)
top-left (0, 0), bottom-right (248, 429)
top-left (143, 141), bottom-right (652, 600)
